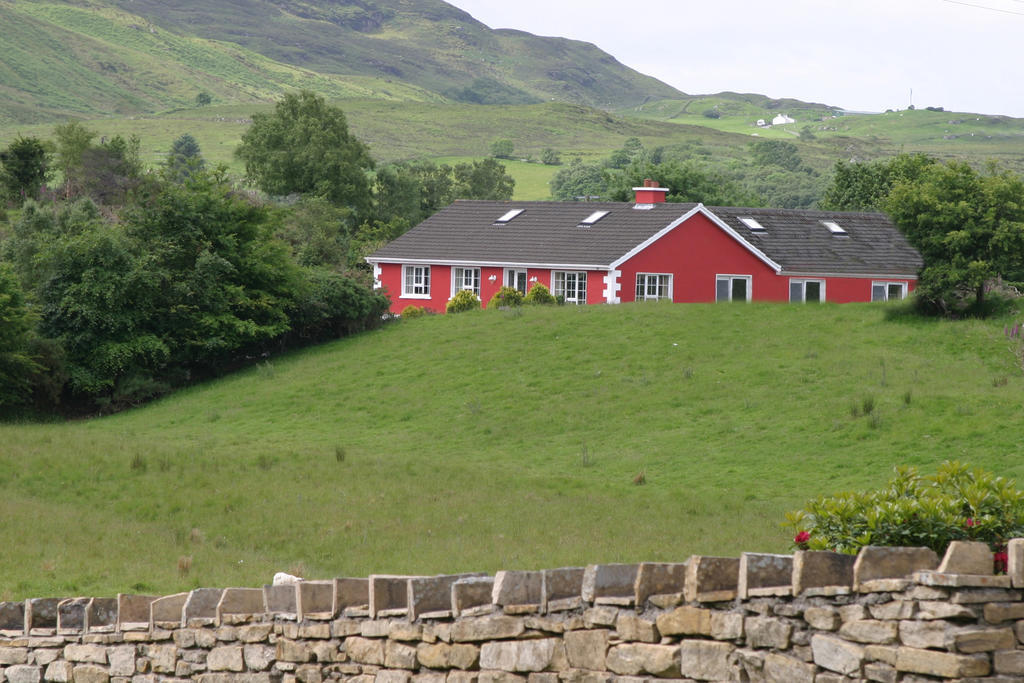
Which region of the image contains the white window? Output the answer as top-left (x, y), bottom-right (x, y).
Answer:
top-left (553, 271), bottom-right (588, 304)
top-left (872, 281), bottom-right (907, 302)
top-left (578, 210), bottom-right (609, 227)
top-left (451, 267), bottom-right (481, 297)
top-left (505, 268), bottom-right (528, 295)
top-left (739, 217), bottom-right (767, 233)
top-left (635, 273), bottom-right (672, 301)
top-left (790, 279), bottom-right (825, 303)
top-left (402, 265), bottom-right (430, 298)
top-left (716, 275), bottom-right (751, 302)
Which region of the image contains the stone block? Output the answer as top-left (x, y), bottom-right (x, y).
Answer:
top-left (108, 646), bottom-right (135, 677)
top-left (347, 638), bottom-right (385, 666)
top-left (838, 619), bottom-right (898, 644)
top-left (581, 607), bottom-right (617, 629)
top-left (116, 595), bottom-right (155, 630)
top-left (811, 634), bottom-right (864, 675)
top-left (1008, 538), bottom-right (1024, 588)
top-left (614, 615), bottom-right (658, 643)
top-left (738, 553), bottom-right (792, 598)
top-left (87, 599), bottom-right (117, 632)
top-left (985, 601), bottom-right (1024, 623)
top-left (633, 563), bottom-right (687, 605)
top-left (898, 619), bottom-right (955, 649)
top-left (853, 546), bottom-right (939, 590)
top-left (263, 584), bottom-right (297, 616)
top-left (480, 639), bottom-right (561, 673)
top-left (744, 616), bottom-right (791, 649)
top-left (953, 626), bottom-right (1014, 652)
top-left (446, 673), bottom-right (479, 683)
top-left (0, 601), bottom-right (26, 632)
top-left (414, 675), bottom-right (448, 683)
top-left (238, 624), bottom-right (274, 643)
top-left (33, 649), bottom-right (61, 666)
top-left (70, 665), bottom-right (108, 683)
top-left (868, 600), bottom-right (915, 620)
top-left (149, 593), bottom-right (187, 626)
top-left (654, 606), bottom-right (711, 637)
top-left (683, 556), bottom-right (739, 603)
top-left (541, 568), bottom-right (584, 612)
top-left (417, 643), bottom-right (479, 671)
top-left (581, 565), bottom-right (638, 605)
top-left (412, 574), bottom-right (486, 620)
top-left (208, 646), bottom-right (244, 672)
top-left (914, 571), bottom-right (1010, 588)
top-left (492, 572), bottom-right (543, 612)
top-left (56, 599), bottom-right (87, 633)
top-left (563, 630), bottom-right (607, 671)
top-left (27, 600), bottom-right (60, 630)
top-left (389, 623), bottom-right (423, 641)
top-left (792, 551), bottom-right (855, 596)
top-left (371, 576), bottom-right (424, 618)
top-left (298, 581), bottom-right (336, 621)
top-left (476, 673), bottom-right (524, 683)
top-left (335, 578), bottom-right (370, 612)
top-left (863, 661), bottom-right (897, 683)
top-left (950, 587), bottom-right (1019, 602)
top-left (938, 540), bottom-right (993, 574)
top-left (44, 660), bottom-right (73, 682)
top-left (6, 664), bottom-right (42, 683)
top-left (216, 589), bottom-right (264, 621)
top-left (0, 647), bottom-right (29, 665)
top-left (183, 588), bottom-right (223, 624)
top-left (917, 601), bottom-right (975, 620)
top-left (709, 611), bottom-right (743, 641)
top-left (555, 671), bottom-right (610, 683)
top-left (452, 578), bottom-right (495, 617)
top-left (142, 644), bottom-right (176, 673)
top-left (895, 646), bottom-right (989, 678)
top-left (385, 641), bottom-right (419, 670)
top-left (451, 616), bottom-right (525, 643)
top-left (605, 644), bottom-right (680, 678)
top-left (64, 644), bottom-right (107, 664)
top-left (677, 640), bottom-right (735, 681)
top-left (763, 652), bottom-right (814, 683)
top-left (276, 639), bottom-right (312, 663)
top-left (376, 671), bottom-right (412, 683)
top-left (995, 649), bottom-right (1024, 674)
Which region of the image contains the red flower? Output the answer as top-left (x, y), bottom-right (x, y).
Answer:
top-left (794, 531), bottom-right (811, 545)
top-left (995, 550), bottom-right (1009, 574)
top-left (965, 518), bottom-right (977, 527)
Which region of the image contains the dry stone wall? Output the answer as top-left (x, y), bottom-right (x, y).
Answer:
top-left (5, 540), bottom-right (1024, 682)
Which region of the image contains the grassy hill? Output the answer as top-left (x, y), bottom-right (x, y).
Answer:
top-left (2, 302), bottom-right (1022, 599)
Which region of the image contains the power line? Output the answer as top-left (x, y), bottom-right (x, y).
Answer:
top-left (940, 0), bottom-right (1024, 15)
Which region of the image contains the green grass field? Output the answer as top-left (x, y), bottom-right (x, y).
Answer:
top-left (2, 302), bottom-right (1022, 600)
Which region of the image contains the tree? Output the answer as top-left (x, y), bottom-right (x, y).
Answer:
top-left (53, 121), bottom-right (96, 199)
top-left (490, 139), bottom-right (514, 159)
top-left (452, 158), bottom-right (515, 200)
top-left (540, 148), bottom-right (561, 166)
top-left (819, 153), bottom-right (936, 211)
top-left (0, 263), bottom-right (43, 408)
top-left (549, 158), bottom-right (608, 200)
top-left (886, 161), bottom-right (1024, 313)
top-left (80, 135), bottom-right (144, 205)
top-left (235, 91), bottom-right (374, 213)
top-left (750, 140), bottom-right (804, 172)
top-left (196, 91), bottom-right (212, 107)
top-left (0, 136), bottom-right (51, 203)
top-left (165, 133), bottom-right (206, 182)
top-left (606, 158), bottom-right (761, 206)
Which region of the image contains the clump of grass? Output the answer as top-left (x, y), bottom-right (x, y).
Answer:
top-left (256, 454), bottom-right (274, 470)
top-left (903, 390), bottom-right (913, 405)
top-left (861, 395), bottom-right (876, 415)
top-left (258, 360), bottom-right (275, 378)
top-left (189, 528), bottom-right (203, 544)
top-left (683, 367), bottom-right (694, 379)
top-left (580, 444), bottom-right (594, 467)
top-left (130, 453), bottom-right (147, 472)
top-left (633, 470), bottom-right (646, 485)
top-left (993, 376), bottom-right (1008, 387)
top-left (177, 556), bottom-right (192, 577)
top-left (335, 445), bottom-right (346, 463)
top-left (869, 412), bottom-right (883, 430)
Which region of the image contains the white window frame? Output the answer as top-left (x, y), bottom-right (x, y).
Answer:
top-left (450, 267), bottom-right (481, 298)
top-left (789, 278), bottom-right (826, 303)
top-left (552, 271), bottom-right (588, 305)
top-left (872, 281), bottom-right (907, 302)
top-left (401, 265), bottom-right (431, 299)
top-left (635, 273), bottom-right (672, 301)
top-left (505, 268), bottom-right (528, 295)
top-left (716, 274), bottom-right (752, 302)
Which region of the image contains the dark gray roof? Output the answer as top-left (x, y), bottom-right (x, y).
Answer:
top-left (368, 200), bottom-right (923, 276)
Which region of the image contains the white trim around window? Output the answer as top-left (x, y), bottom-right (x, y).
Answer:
top-left (552, 271), bottom-right (588, 305)
top-left (871, 281), bottom-right (907, 302)
top-left (401, 265), bottom-right (431, 299)
top-left (635, 273), bottom-right (672, 301)
top-left (715, 274), bottom-right (752, 302)
top-left (789, 278), bottom-right (825, 303)
top-left (451, 266), bottom-right (481, 297)
top-left (505, 268), bottom-right (528, 295)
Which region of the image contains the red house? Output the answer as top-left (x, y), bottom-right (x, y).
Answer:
top-left (366, 184), bottom-right (922, 313)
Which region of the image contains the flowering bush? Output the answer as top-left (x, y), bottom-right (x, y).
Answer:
top-left (401, 305), bottom-right (427, 318)
top-left (524, 282), bottom-right (556, 305)
top-left (446, 289), bottom-right (481, 313)
top-left (784, 461), bottom-right (1024, 570)
top-left (487, 286), bottom-right (524, 309)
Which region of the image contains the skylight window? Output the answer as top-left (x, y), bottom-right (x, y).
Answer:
top-left (494, 208), bottom-right (525, 224)
top-left (821, 220), bottom-right (848, 236)
top-left (739, 217), bottom-right (767, 232)
top-left (578, 210), bottom-right (609, 227)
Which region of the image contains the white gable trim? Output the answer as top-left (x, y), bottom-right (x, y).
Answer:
top-left (366, 257), bottom-right (612, 271)
top-left (609, 204), bottom-right (782, 273)
top-left (603, 270), bottom-right (621, 304)
top-left (372, 262), bottom-right (382, 289)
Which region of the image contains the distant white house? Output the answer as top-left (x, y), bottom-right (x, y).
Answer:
top-left (772, 114), bottom-right (795, 125)
top-left (756, 119), bottom-right (767, 127)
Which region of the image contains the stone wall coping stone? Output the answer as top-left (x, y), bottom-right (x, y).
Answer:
top-left (914, 571), bottom-right (1011, 588)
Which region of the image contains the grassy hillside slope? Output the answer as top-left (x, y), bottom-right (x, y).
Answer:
top-left (2, 302), bottom-right (1022, 599)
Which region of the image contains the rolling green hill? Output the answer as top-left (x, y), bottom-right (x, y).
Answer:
top-left (1, 302), bottom-right (1022, 599)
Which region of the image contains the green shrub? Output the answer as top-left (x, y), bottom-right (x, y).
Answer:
top-left (524, 282), bottom-right (556, 305)
top-left (446, 289), bottom-right (481, 313)
top-left (487, 286), bottom-right (523, 309)
top-left (784, 461), bottom-right (1024, 562)
top-left (401, 305), bottom-right (426, 318)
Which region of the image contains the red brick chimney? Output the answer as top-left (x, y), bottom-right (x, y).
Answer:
top-left (633, 178), bottom-right (668, 206)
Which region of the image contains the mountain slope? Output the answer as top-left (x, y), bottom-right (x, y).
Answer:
top-left (0, 0), bottom-right (685, 123)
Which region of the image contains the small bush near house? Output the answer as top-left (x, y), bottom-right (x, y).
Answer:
top-left (401, 305), bottom-right (426, 318)
top-left (524, 283), bottom-right (556, 305)
top-left (784, 461), bottom-right (1024, 563)
top-left (487, 286), bottom-right (523, 309)
top-left (446, 289), bottom-right (481, 313)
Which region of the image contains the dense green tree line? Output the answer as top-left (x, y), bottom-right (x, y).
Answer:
top-left (0, 91), bottom-right (515, 415)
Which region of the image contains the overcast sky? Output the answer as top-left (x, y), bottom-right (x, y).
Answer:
top-left (452, 0), bottom-right (1024, 118)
